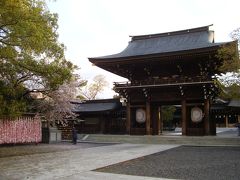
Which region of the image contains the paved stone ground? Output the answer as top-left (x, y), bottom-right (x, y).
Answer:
top-left (0, 142), bottom-right (113, 158)
top-left (82, 130), bottom-right (240, 146)
top-left (96, 146), bottom-right (240, 180)
top-left (0, 143), bottom-right (177, 180)
top-left (0, 129), bottom-right (239, 180)
top-left (217, 128), bottom-right (240, 137)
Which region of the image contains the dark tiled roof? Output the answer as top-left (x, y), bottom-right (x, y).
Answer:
top-left (72, 99), bottom-right (122, 113)
top-left (211, 99), bottom-right (240, 111)
top-left (89, 25), bottom-right (232, 61)
top-left (228, 99), bottom-right (240, 107)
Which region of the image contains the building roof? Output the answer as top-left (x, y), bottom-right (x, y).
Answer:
top-left (211, 99), bottom-right (240, 112)
top-left (227, 99), bottom-right (240, 107)
top-left (72, 99), bottom-right (122, 113)
top-left (89, 25), bottom-right (233, 62)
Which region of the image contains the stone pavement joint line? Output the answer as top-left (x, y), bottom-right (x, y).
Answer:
top-left (59, 171), bottom-right (175, 180)
top-left (0, 144), bottom-right (178, 180)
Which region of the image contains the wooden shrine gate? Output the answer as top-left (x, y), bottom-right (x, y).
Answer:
top-left (89, 25), bottom-right (238, 136)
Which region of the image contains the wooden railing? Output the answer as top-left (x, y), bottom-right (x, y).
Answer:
top-left (114, 76), bottom-right (215, 88)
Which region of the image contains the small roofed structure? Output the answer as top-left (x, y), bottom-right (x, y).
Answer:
top-left (57, 99), bottom-right (126, 139)
top-left (212, 99), bottom-right (240, 127)
top-left (89, 25), bottom-right (238, 136)
top-left (72, 99), bottom-right (126, 134)
top-left (72, 99), bottom-right (122, 113)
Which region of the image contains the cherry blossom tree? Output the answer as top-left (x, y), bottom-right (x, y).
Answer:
top-left (79, 74), bottom-right (109, 100)
top-left (35, 75), bottom-right (86, 125)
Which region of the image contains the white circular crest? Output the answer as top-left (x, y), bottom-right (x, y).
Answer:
top-left (191, 107), bottom-right (203, 123)
top-left (136, 109), bottom-right (146, 123)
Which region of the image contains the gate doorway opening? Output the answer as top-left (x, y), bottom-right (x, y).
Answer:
top-left (159, 105), bottom-right (181, 136)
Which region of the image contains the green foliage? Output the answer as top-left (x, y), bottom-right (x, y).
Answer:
top-left (161, 106), bottom-right (176, 123)
top-left (216, 42), bottom-right (239, 73)
top-left (0, 0), bottom-right (76, 117)
top-left (216, 26), bottom-right (240, 73)
top-left (218, 83), bottom-right (240, 100)
top-left (215, 28), bottom-right (240, 100)
top-left (0, 81), bottom-right (27, 117)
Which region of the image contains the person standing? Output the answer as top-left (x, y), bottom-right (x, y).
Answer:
top-left (72, 126), bottom-right (77, 144)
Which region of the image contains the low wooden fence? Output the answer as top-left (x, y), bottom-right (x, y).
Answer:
top-left (0, 116), bottom-right (41, 144)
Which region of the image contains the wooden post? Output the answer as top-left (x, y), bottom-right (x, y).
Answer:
top-left (157, 106), bottom-right (160, 135)
top-left (151, 105), bottom-right (160, 135)
top-left (181, 99), bottom-right (187, 135)
top-left (126, 102), bottom-right (131, 134)
top-left (146, 101), bottom-right (151, 135)
top-left (210, 113), bottom-right (216, 135)
top-left (225, 115), bottom-right (229, 128)
top-left (204, 98), bottom-right (210, 135)
top-left (151, 106), bottom-right (159, 135)
top-left (158, 106), bottom-right (163, 134)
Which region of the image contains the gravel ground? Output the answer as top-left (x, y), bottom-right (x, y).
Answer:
top-left (96, 146), bottom-right (240, 180)
top-left (0, 142), bottom-right (114, 158)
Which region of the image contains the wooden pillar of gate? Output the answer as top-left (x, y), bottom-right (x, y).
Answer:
top-left (181, 99), bottom-right (187, 135)
top-left (158, 106), bottom-right (163, 134)
top-left (126, 102), bottom-right (131, 134)
top-left (225, 116), bottom-right (229, 128)
top-left (152, 106), bottom-right (159, 135)
top-left (204, 98), bottom-right (210, 135)
top-left (158, 107), bottom-right (161, 135)
top-left (146, 101), bottom-right (151, 135)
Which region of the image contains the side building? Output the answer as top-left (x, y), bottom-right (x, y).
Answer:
top-left (58, 99), bottom-right (126, 139)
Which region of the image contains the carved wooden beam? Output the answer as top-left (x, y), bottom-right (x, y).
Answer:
top-left (143, 67), bottom-right (151, 75)
top-left (142, 88), bottom-right (148, 98)
top-left (179, 85), bottom-right (184, 96)
top-left (177, 65), bottom-right (183, 74)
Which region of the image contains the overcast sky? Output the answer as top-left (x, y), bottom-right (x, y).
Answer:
top-left (47, 0), bottom-right (240, 98)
